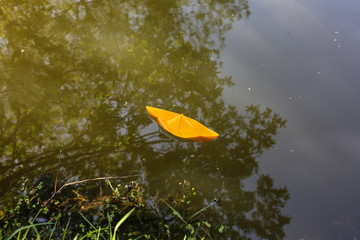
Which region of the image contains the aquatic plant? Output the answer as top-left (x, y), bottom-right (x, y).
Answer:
top-left (0, 176), bottom-right (226, 239)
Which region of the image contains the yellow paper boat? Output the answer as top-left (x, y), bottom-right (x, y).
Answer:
top-left (146, 106), bottom-right (219, 142)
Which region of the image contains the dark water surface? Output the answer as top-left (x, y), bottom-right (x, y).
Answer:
top-left (221, 0), bottom-right (360, 238)
top-left (1, 0), bottom-right (359, 239)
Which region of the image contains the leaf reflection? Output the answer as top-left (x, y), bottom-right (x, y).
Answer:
top-left (0, 0), bottom-right (290, 238)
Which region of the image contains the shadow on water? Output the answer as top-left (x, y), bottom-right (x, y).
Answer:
top-left (0, 0), bottom-right (290, 238)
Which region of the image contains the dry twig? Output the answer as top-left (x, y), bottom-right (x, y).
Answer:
top-left (43, 150), bottom-right (139, 206)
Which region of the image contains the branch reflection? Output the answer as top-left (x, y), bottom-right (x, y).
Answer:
top-left (0, 0), bottom-right (290, 238)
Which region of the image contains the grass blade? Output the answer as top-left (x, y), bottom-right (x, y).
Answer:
top-left (187, 201), bottom-right (217, 221)
top-left (20, 227), bottom-right (30, 240)
top-left (6, 223), bottom-right (53, 240)
top-left (49, 214), bottom-right (61, 239)
top-left (161, 200), bottom-right (187, 225)
top-left (20, 208), bottom-right (44, 239)
top-left (112, 207), bottom-right (135, 240)
top-left (62, 217), bottom-right (71, 240)
top-left (96, 226), bottom-right (101, 240)
top-left (107, 212), bottom-right (113, 240)
top-left (78, 211), bottom-right (107, 240)
top-left (78, 211), bottom-right (96, 230)
top-left (79, 227), bottom-right (108, 240)
top-left (29, 221), bottom-right (40, 238)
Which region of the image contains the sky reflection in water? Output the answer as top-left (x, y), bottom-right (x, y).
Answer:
top-left (221, 0), bottom-right (360, 238)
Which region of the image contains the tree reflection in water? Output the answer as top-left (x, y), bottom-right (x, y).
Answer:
top-left (0, 0), bottom-right (290, 238)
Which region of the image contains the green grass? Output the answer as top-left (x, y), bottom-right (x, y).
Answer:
top-left (112, 207), bottom-right (135, 240)
top-left (5, 208), bottom-right (136, 240)
top-left (1, 179), bottom-right (227, 239)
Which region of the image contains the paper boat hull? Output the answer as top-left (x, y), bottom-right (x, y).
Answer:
top-left (146, 106), bottom-right (219, 142)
